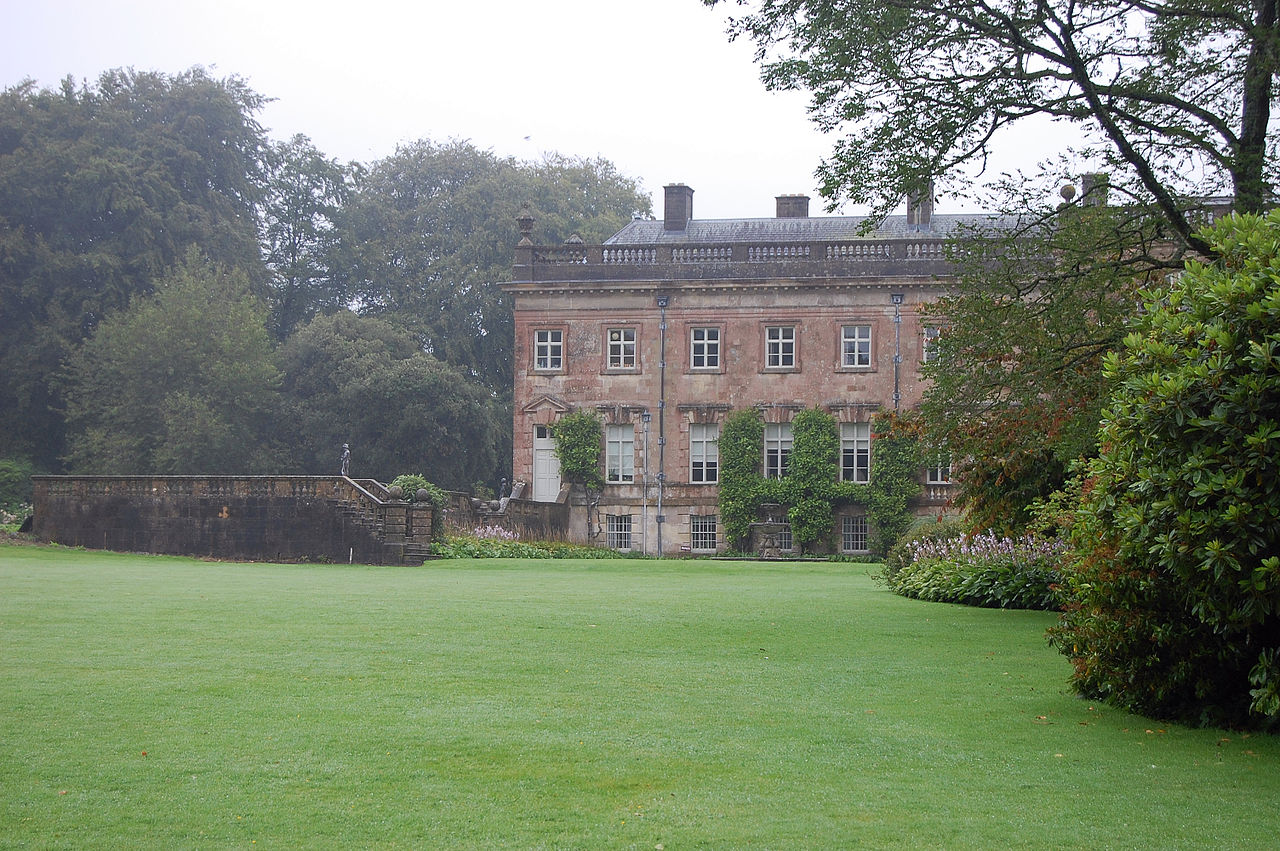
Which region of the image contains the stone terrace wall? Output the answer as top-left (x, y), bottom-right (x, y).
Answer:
top-left (31, 476), bottom-right (434, 565)
top-left (441, 488), bottom-right (571, 542)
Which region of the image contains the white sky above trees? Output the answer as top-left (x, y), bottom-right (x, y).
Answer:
top-left (2, 0), bottom-right (1060, 219)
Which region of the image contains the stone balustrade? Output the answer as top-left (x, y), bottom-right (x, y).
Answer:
top-left (515, 238), bottom-right (957, 284)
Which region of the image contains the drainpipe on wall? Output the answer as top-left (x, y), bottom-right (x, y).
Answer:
top-left (656, 294), bottom-right (670, 555)
top-left (891, 293), bottom-right (904, 411)
top-left (641, 409), bottom-right (651, 555)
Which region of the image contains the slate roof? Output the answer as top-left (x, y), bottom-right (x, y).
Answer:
top-left (604, 213), bottom-right (1010, 245)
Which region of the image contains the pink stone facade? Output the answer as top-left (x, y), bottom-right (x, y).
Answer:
top-left (506, 186), bottom-right (961, 554)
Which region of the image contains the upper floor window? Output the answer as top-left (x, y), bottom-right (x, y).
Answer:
top-left (841, 324), bottom-right (872, 368)
top-left (534, 330), bottom-right (562, 371)
top-left (764, 422), bottom-right (793, 479)
top-left (766, 326), bottom-right (796, 369)
top-left (606, 424), bottom-right (635, 483)
top-left (691, 327), bottom-right (720, 369)
top-left (841, 421), bottom-right (871, 483)
top-left (690, 423), bottom-right (719, 483)
top-left (922, 326), bottom-right (942, 363)
top-left (608, 327), bottom-right (636, 369)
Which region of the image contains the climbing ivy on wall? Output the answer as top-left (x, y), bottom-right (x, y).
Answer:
top-left (786, 408), bottom-right (841, 550)
top-left (719, 408), bottom-right (765, 550)
top-left (862, 412), bottom-right (924, 555)
top-left (550, 410), bottom-right (604, 491)
top-left (718, 407), bottom-right (922, 555)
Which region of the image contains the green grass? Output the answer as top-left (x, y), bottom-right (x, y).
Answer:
top-left (2, 544), bottom-right (1277, 849)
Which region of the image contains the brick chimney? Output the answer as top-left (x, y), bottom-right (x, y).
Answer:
top-left (906, 181), bottom-right (935, 229)
top-left (775, 194), bottom-right (810, 218)
top-left (664, 184), bottom-right (694, 231)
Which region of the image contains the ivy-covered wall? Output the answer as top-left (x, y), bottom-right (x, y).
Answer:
top-left (718, 407), bottom-right (922, 555)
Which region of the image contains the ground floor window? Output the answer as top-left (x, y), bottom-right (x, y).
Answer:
top-left (842, 515), bottom-right (869, 553)
top-left (690, 514), bottom-right (718, 551)
top-left (606, 514), bottom-right (632, 551)
top-left (776, 524), bottom-right (793, 552)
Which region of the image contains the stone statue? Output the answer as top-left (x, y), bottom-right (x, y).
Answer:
top-left (340, 443), bottom-right (351, 476)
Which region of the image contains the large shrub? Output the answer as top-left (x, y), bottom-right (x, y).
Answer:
top-left (0, 457), bottom-right (35, 509)
top-left (1050, 212), bottom-right (1280, 728)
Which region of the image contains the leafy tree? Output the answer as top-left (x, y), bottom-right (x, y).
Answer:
top-left (336, 140), bottom-right (650, 390)
top-left (715, 0), bottom-right (1279, 538)
top-left (921, 202), bottom-right (1165, 531)
top-left (1050, 212), bottom-right (1280, 728)
top-left (277, 311), bottom-right (504, 489)
top-left (0, 68), bottom-right (269, 469)
top-left (0, 456), bottom-right (35, 509)
top-left (62, 250), bottom-right (285, 474)
top-left (260, 134), bottom-right (354, 340)
top-left (549, 410), bottom-right (604, 491)
top-left (712, 0), bottom-right (1277, 249)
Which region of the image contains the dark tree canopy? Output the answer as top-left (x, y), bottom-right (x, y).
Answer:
top-left (0, 68), bottom-right (269, 469)
top-left (260, 134), bottom-right (354, 340)
top-left (712, 0), bottom-right (1279, 250)
top-left (62, 251), bottom-right (285, 475)
top-left (337, 140), bottom-right (651, 391)
top-left (0, 68), bottom-right (648, 487)
top-left (277, 311), bottom-right (506, 490)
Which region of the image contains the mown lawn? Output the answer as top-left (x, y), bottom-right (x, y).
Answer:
top-left (1, 543), bottom-right (1276, 849)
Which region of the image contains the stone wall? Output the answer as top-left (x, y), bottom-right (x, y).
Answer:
top-left (440, 486), bottom-right (571, 542)
top-left (31, 476), bottom-right (434, 565)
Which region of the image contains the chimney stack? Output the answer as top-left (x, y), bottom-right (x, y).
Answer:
top-left (663, 184), bottom-right (694, 231)
top-left (906, 181), bottom-right (935, 229)
top-left (775, 194), bottom-right (811, 218)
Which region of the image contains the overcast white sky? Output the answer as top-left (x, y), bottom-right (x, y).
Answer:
top-left (1, 0), bottom-right (1059, 219)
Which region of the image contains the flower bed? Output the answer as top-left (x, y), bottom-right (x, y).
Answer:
top-left (887, 531), bottom-right (1068, 610)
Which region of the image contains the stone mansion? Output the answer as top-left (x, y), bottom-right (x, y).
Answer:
top-left (506, 184), bottom-right (984, 556)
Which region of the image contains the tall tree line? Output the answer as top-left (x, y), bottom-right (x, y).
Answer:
top-left (0, 69), bottom-right (651, 490)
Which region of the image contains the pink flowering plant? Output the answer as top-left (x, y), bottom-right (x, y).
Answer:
top-left (473, 525), bottom-right (519, 541)
top-left (887, 529), bottom-right (1068, 610)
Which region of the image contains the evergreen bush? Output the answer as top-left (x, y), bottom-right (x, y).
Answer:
top-left (1050, 212), bottom-right (1280, 727)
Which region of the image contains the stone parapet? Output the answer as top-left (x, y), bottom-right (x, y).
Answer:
top-left (31, 476), bottom-right (433, 565)
top-left (512, 238), bottom-right (955, 286)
